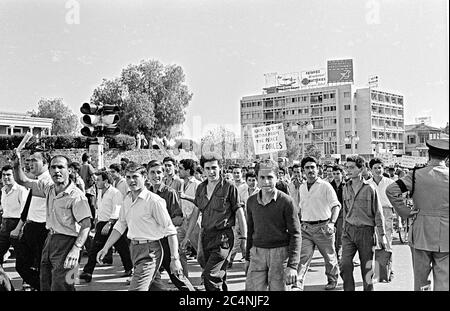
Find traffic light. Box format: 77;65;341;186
80;102;120;137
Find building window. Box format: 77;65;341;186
344;92;351;98
330;106;336;111
344;118;350;124
344;105;351;110
298;109;302;114
304;108;309;113
330;93;335;99
323;94;329;99
354;105;357;111
345;144;351;149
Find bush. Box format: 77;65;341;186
0;134;135;150
106;134;136;150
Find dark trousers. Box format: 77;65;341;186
335;217;343;264
83;221;132;275
14;221;48;290
0;218;20;265
340;223;376;291
40;233;77;291
85;194;96;229
201;228;234;291
149;236;195;291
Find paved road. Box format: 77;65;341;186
3;235;414;291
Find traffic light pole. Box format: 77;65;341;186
89;136;104;169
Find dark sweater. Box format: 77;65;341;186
245;190;301;269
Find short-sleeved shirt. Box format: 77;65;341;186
1;183;29;218
149;184;183;220
194;177;241;232
96;185;123;222
299;178;341;221
113;188;177;240
28;180;92;237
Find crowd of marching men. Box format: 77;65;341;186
0;139;448;291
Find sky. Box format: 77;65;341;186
0;0;448;141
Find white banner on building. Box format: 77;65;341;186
251;123;287;155
301;69;327;87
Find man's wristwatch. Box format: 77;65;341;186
74;242;83;249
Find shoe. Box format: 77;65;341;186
122;269;133;277
79;272;92;283
325;281;337;290
22;282;37;291
290;286;304;291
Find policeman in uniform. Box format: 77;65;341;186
386;139;449;291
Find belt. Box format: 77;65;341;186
26;220;45;225
301;219;329;225
130;239;156;245
48;228;59;235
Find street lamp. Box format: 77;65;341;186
344;134;360;154
292;121;314;159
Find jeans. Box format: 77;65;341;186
340;223;376;291
0;218;20;265
296;221;339;289
14;221;48;290
201;228;234;291
410;247;449;291
40;233;77;291
129;240;163;291
82;221;132;275
245;246;288;291
149;236;195;291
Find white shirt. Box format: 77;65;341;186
96;185;123;222
113;177;129;199
367;176;394;208
180;176;201;219
287;180;302;210
113;188;177;241
28;170;53;223
238;183;260;207
299;178;341;221
1;183;29;218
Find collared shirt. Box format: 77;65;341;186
113;177;129;198
246;190;301;269
367;176;394;208
27;170;53;223
342;178;386;237
80;163;95;189
113;188;177;240
386;162;449;252
299;178;341;221
194;177;241;232
330;179;346;218
29;180;92;237
238;184;260;208
180;176;201;219
96;185;123;222
287;179;302;211
163;175;183;193
149;183;183;220
1;183;29;218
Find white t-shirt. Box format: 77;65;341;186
299;178;341;221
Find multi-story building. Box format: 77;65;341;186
0;111;53;136
240;84;405;159
405;122;448;157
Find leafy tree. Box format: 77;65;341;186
304;143;322;160
284;133;300;162
90;59;193;139
29;98;79;135
200;126;237;159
